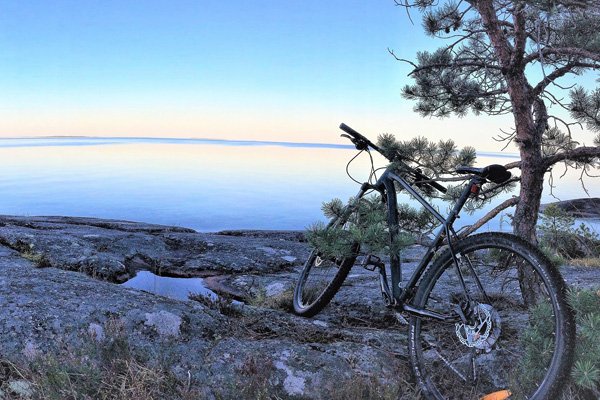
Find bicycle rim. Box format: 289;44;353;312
409;234;573;400
293;246;358;315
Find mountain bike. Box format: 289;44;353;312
293;123;575;400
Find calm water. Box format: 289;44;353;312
0;137;597;232
120;270;217;301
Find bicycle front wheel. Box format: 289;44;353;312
293;212;360;317
408;233;575;400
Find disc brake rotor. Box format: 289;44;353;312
455;303;502;351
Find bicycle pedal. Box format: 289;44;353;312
361;254;384;271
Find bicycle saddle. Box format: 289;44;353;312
455;164;511;184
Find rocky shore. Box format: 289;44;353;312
540;197;600;219
0;215;597;399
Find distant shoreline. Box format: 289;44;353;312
0;135;520;157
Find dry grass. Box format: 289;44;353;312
0;319;197;400
188;293;242;317
248;286;294;312
19;250;50;268
569;257;600;268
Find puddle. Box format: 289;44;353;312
121;271;218;301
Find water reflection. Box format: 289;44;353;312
0;137;596;233
121;270;217;301
0;138;379;231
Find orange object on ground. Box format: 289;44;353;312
480;390;511;400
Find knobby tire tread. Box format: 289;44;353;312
408;232;575;400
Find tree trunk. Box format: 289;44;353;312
472;0;551;303
513;150;544;244
475;0;547;245
512;98;548;244
511;96;548;305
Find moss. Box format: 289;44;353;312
19;250;51;268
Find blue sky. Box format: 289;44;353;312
0;1;554;149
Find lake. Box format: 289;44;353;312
0;137;597;233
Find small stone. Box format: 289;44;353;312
8;380;34;398
312;320;328;328
281;256;297;263
22;341;39;361
144;311;182;337
258;246;278;255
265;282;286;297
88;323;105;342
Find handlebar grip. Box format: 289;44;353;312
340;122;447;194
339;123;366;141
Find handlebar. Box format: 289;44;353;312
339;122;447;194
339;123;381;153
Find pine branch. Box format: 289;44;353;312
570;87;600;131
532;64;579;96
524;47;600;65
458;197;519;238
407;60;504;76
542;146;600;170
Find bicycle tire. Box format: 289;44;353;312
408;232;575;400
293;249;357;317
293;213;360;317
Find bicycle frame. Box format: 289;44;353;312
352;165;486;322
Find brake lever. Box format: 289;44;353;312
341;134;368;151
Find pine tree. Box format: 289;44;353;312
391;0;600;246
519;289;600;398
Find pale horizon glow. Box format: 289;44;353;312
0;1;596;152
0;1;509;151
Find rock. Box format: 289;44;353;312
7;380;34;399
0;220;417;398
0;243;220;375
541;197;600;218
88;322;105;341
0;215;597;398
144;310;182;337
0;215;310;283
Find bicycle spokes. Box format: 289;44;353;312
413;245;560;399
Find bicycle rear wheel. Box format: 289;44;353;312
293;212;360;317
408;233;574;399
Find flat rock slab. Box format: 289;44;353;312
0;215;310;283
0;215;598;398
0;244;217;374
0;243;415;399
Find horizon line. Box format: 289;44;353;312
0;135;520;156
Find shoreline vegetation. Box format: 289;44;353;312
0;199;597;399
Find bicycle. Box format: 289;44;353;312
293;123;575;400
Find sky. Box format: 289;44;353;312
0;0;591;151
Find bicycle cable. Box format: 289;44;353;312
367;149;377;184
345;148;380;193
345;150;365;185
